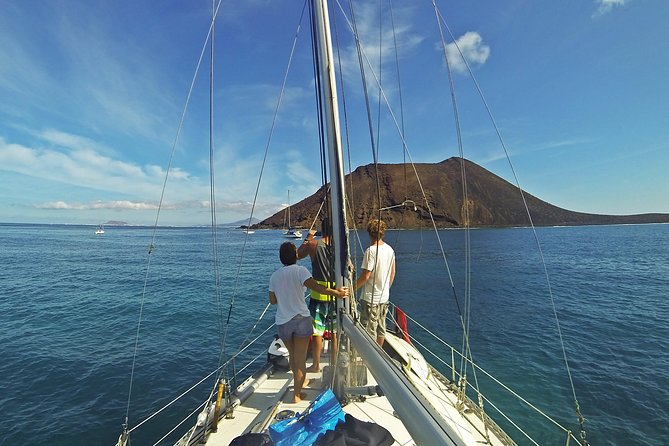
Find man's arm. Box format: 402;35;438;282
353;269;372;291
304;278;349;298
269;291;277;305
297;229;317;259
390;258;396;287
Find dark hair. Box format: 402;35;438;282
279;241;297;265
320;218;331;237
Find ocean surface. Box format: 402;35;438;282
0;223;667;446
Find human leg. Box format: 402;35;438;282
292;334;310;402
282;337;296;376
307;335;322;372
360;300;376;338
307;300;327;372
278;315;314;402
375;303;389;346
290;315;314;402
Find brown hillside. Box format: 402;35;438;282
254;158;669;229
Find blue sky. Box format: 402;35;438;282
0;0;667;226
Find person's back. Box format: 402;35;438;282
269;263;311;325
360;241;395;305
354;219;395;346
312;238;334;283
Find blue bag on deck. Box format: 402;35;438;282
268;389;345;446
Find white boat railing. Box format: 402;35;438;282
123;321;276;442
389;303;580;446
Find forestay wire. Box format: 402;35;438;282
207;0;226;397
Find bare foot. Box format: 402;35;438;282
306;365;320;373
303;378;311;388
293;391;307;403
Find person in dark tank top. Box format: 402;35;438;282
297;218;336;372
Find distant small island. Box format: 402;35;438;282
226;217;261;228
101;220;129;226
252;158;669;229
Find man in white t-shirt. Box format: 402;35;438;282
353;219;395;346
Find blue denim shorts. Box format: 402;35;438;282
277;314;313;342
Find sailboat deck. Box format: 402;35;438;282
204;362;329;445
202;353;512;446
204;358;415;446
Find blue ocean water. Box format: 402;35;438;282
0;223;667;445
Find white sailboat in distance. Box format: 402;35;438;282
283;189;303;239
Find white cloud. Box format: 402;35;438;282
0;128;316;224
444;32;490;74
478;137;595;164
593;0;628;16
32;198;283;218
0;132;200;202
35;200;160;210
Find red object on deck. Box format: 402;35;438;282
394;306;411;344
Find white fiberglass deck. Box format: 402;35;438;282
201;351;511;446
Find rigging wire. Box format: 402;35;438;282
388;0;409;214
333;0;463;308
386;0;415;252
120;0;225;435
433;4;588;443
207;0;228;407
334;0;467;352
345;0;382;216
430;0;479;405
334;0;487;421
234;302;272;354
390;301;580;443
127;320;275;435
345;0;389;312
124;2;314;440
220;0;310;389
308;0;331;214
331;0;364;264
375;0;383;173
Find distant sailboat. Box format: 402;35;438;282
95;225;105;235
282;189;302;239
